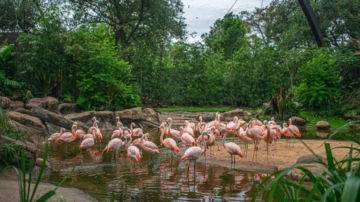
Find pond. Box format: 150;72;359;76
39;129;268;202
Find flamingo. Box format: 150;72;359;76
111;121;124;139
73;122;85;140
195;116;203;132
236;127;253;157
48;128;65;141
216;113;226;132
237;119;248;130
262;124;277;163
221;129;244;168
184;120;195;137
87;117;97;133
245;126;264;162
101;137;126;159
166;118;182;141
180;131;210;175
226;116;239;133
88;120;103;141
132;132;149;147
124;128;141;166
55;123;78;151
79;128;96;151
179;126;197;148
130;122;143;136
137;132;162;156
206;112;220;128
268;117;276;125
159;125;180;163
282;118;301;147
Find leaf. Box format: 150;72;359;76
341;176;360;202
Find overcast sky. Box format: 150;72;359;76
181;0;272;43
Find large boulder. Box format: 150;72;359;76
316;121;331;129
0;96;11;108
58;103;77;114
316;130;330;137
115;107;143;124
142;108;159;123
26;97;59;113
200;112;217;122
7;111;48;144
291;116;307;126
297;154;327;164
243;111;252;116
343;113;352;120
9;100;24;110
222;109;244;121
65;111;115;130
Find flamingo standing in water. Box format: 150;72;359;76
79;128;96;152
179;126;197;148
159;125;180;163
73;122;85;140
195;116;203;132
184;120;195;137
89;120;103;141
48;128;65;141
180;131;210;175
236;127;253;157
87;117;97;133
111;121;124;139
166;118;182;141
55;123;78;151
102;135;127;159
130;122;143;136
124;128;141;166
246;126;264;162
221;129;244;168
137;132;162;156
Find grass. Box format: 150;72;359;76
156;107;258;113
300;111;348;129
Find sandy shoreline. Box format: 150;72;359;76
188;138;357;178
0;174;97;202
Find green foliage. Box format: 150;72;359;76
67;24;140;110
253;122;360;201
0;43;22;95
300;111;348;129
295;53;343;115
1;141;70;202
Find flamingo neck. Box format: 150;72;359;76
223;131;227;147
202;133;207;153
160;127;165;145
167;121;172;135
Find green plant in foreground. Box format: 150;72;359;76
1;141;70;202
253;121;360;202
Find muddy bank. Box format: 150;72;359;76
0;174;97;202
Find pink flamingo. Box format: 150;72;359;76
282;118;301;147
221;129;244;168
246;126;264;162
101;137;126;159
179;126;197;148
236;127;253;157
55;123;78;151
166;118;182;141
262;124;277;163
111;121;124;139
137;132;162;156
48;128;65;141
124;128;141;166
184;120;195;137
87;117;97;133
226;116;239;133
130;122;143;136
216;113;226;132
131;132;149;147
268;117;276;125
79;128;96;151
159;125;180;163
73;122;85;140
206;112;220;128
237;119;248;130
180;131;210;175
195;116;203;132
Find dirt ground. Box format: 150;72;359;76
185;138;358;177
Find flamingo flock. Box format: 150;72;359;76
50;113;301;169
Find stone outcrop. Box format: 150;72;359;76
0;96;11;108
26;97;59;113
316;121;331;129
58;103;77;114
142;108;159;123
1;135;37;161
222;109;244;121
115;107;143;123
316;130;330;137
291;116;307;126
9;100;24;110
65;111;115;131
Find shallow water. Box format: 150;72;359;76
39;129;268;202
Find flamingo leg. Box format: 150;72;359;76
267;143;269;164
234;155;236;168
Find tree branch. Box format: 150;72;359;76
125;0;145;45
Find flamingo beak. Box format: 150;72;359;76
221;134;224;138
296;132;302;137
226;127;231;132
238;151;244;158
137;154;141;162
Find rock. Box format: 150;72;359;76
26;97;59;113
201;112;217;122
244;111;252;116
291;116;306;126
0;96;11;108
222;109;244;121
58;103;77;114
35;158;51;168
65;111;115;130
30;106;88;132
316;130;330;137
142;108;159;123
316;121;331;129
343;113;352;120
9;101;24;110
7;111;48;144
115;107;143;124
296;154;327;164
1;136;37;161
